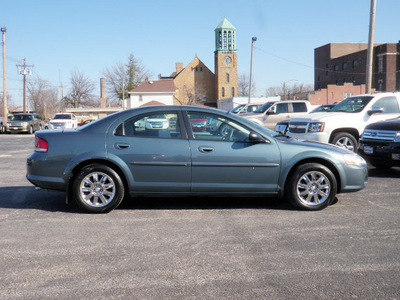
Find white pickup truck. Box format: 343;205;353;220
287;92;400;151
241;100;316;130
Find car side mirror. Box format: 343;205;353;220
267;111;275;115
249;131;266;143
368;107;384;116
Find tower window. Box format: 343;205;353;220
222;87;225;97
228;31;232;49
223;31;227;49
226;73;229;83
232;87;235;96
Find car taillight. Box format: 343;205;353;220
35;136;48;153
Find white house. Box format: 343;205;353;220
125;78;176;109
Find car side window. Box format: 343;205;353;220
292;102;307;113
187;112;251;142
275;103;289;114
115;112;181;139
372;97;399;114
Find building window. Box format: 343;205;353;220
139;95;143;102
326;71;329;76
344;92;353;99
222;87;225;97
334;65;339;72
226;73;229;83
378;56;383;73
232;87;235;96
352;59;358;68
223;31;227;49
342;62;348;70
228;31;232;49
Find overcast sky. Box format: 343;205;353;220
1;0;400;107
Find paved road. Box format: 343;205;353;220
0;134;399;299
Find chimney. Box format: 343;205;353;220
100;78;106;108
176;62;183;73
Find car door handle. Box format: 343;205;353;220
115;143;130;150
198;146;214;153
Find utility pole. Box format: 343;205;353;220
16;58;34;113
366;0;376;94
1;27;7;129
248;36;257;104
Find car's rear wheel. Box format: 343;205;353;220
72;164;125;213
331;132;357;152
286;163;337;210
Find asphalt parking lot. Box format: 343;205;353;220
0;134;399;300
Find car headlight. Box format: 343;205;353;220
308;122;324;132
394;132;400;142
343;153;367;166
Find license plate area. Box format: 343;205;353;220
364;146;373;154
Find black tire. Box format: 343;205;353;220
331;132;358;152
285;163;337;211
72;164;125;213
28;126;33;134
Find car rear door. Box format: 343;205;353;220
108;110;191;192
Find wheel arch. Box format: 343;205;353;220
67;159;129;199
284;157;342;194
329;128;360;143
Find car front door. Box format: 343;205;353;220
186;111;281;193
108;110;191;192
262;103;290;129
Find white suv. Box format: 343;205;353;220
287;93;400;151
45;113;78;129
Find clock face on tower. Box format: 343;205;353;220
224;56;232;65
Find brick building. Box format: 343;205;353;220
315;42;400;92
126;18;237;108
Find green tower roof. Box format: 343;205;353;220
215;17;236;31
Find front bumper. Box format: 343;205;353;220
358;141;400;167
287;132;330;143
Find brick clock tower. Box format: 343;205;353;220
214;18;237;100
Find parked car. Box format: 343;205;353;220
287;93;400;151
230;103;263;114
241;100;315;130
5;113;43;134
358;116;400;168
275;104;337;134
189;117;207;131
27;106;368;213
78;119;94;127
44;113;78;129
0;115;12;133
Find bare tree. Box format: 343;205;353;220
102;54;151;102
237;73;256;96
66;70;96;108
27;76;60;120
265;82;313;100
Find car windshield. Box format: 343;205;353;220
329;96;373;113
53;114;71;119
254;102;275;113
11;115;32;121
310;104;335;113
230;105;245;113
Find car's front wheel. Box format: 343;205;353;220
332;132;357;152
72;164;125;213
286;163;337;210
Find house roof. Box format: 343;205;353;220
129;79;176;94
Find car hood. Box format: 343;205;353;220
241;113;264;119
365;117;400;130
276;135;351;154
289;112;356;123
49;119;71;123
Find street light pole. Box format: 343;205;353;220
248;36;257;104
366;0;376;94
1;27;7;130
